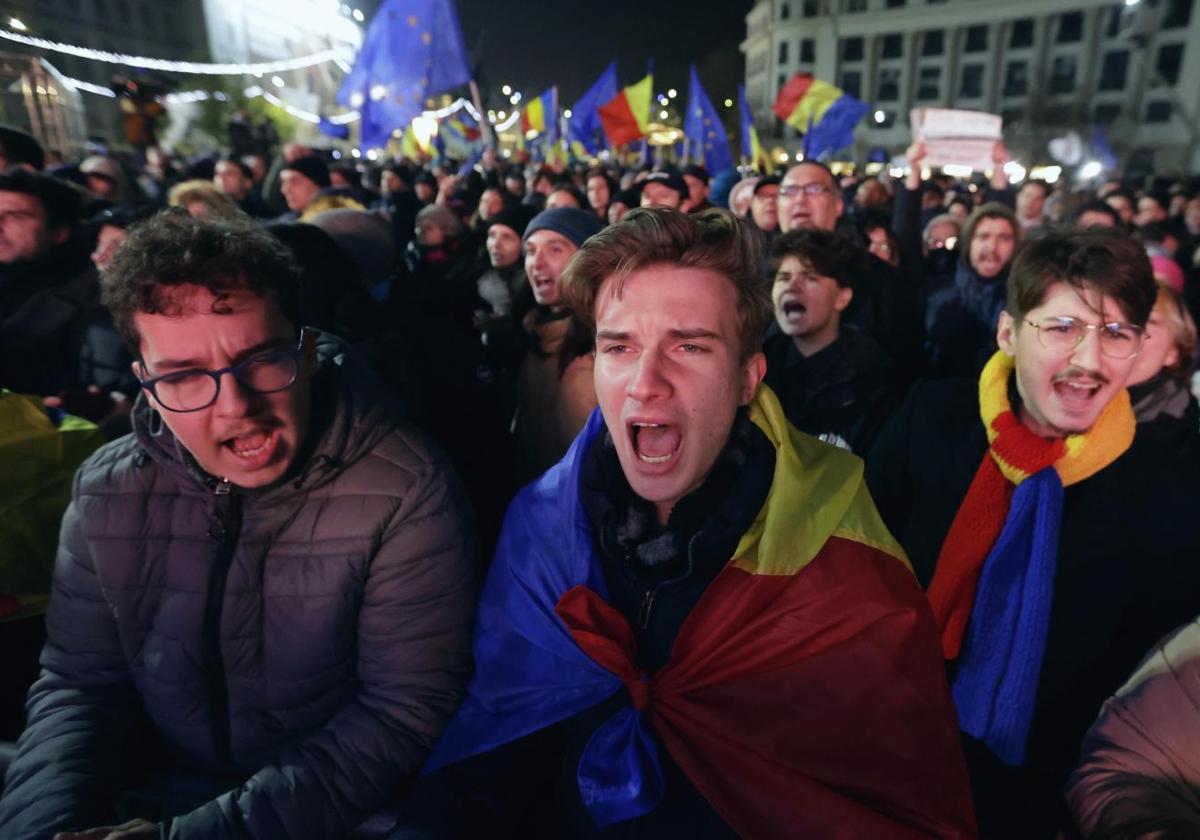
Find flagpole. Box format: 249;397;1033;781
469;79;494;149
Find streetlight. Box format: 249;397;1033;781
501;84;512;96
1080;160;1103;179
8;18;26;31
667;88;677;98
724;98;733;108
564;109;573;118
271;76;284;88
874;109;885;123
352;8;364;20
659;109;668;119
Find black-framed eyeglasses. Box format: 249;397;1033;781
137;332;308;413
779;182;834;198
1024;316;1145;360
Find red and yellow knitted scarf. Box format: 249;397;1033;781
927;351;1136;659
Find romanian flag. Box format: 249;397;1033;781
520;87;557;137
398;122;432;160
424;388;978;837
598;73;653;147
772;72;868;158
738;84;768;171
0;392;105;621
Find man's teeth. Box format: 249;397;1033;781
632;422;676;464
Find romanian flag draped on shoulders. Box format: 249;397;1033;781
598;72;654;147
424;387;977;838
772;72;868;159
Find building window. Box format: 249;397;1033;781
779;41;789;64
1146;101;1172;122
960;64;984;98
801;39;815;63
965;25;988;53
779;74;788;94
1004;61;1028;96
881;34;903;58
1057;11;1084;43
1094;103;1122;124
1010;18;1034;49
842;36;865;62
877;68;901;101
842;70;862;98
1098;50;1129;91
1164;0;1193;29
922;30;945;56
1050;55;1077;94
847;0;867;11
1157;43;1185;84
781;1;791;19
803;0;819;16
885;0;906;7
1105;6;1122;38
1001;107;1024;126
917;66;941;100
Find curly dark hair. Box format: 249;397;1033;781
101;208;302;352
770;228;859;289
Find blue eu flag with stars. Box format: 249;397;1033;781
683;65;733;175
337;0;472;149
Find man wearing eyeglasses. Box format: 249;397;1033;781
866;228;1200;838
0;212;478;840
778;161;924;382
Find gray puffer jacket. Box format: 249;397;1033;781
0;335;478;839
1067;616;1200;839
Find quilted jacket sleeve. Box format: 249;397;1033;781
1067;618;1200;839
0;474;146;839
165;446;479;840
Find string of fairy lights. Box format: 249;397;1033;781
0;22;525;135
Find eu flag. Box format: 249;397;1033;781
683;65;733;175
568;62;619;155
338;0;472;149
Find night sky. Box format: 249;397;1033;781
454;0;752;112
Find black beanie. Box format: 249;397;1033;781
281;155;331;189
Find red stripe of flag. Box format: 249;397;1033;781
598;92;642;147
772;72;816;122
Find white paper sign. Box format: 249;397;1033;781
911;107;1003;171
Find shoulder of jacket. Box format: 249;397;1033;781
73;433;153;495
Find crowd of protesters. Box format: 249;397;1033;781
1;115;1200;839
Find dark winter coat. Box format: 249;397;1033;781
762;325;901;454
0;336;479;840
924;262;1008;380
865;377;1200;838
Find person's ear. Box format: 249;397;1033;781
740;352;767;405
997;311;1018;356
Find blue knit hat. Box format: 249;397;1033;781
522;207;604;249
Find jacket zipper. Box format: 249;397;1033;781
637;588;657;630
204;478;241;766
